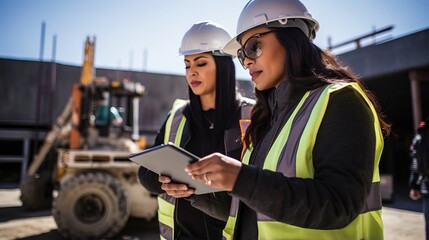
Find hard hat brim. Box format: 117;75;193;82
222;17;319;57
222;38;242;57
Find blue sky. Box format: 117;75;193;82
0;0;428;80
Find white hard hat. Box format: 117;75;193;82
179;21;232;56
223;0;319;56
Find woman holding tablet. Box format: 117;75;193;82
138;21;253;240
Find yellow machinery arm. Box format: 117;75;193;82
80;36;96;86
70;36;96;149
27;97;73;175
24;36;96;175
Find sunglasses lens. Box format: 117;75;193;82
243;37;259;60
237;32;268;69
237;49;245;66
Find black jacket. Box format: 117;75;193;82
409;128;429;195
231;82;376;239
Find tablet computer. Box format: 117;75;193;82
129;142;221;195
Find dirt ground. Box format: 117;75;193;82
0;187;159;240
0;187;424;240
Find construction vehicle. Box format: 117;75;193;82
19;36;158;239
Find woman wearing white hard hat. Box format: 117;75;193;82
138;21;254;240
186;0;391;239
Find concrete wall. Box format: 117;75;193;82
336;29;429;132
338;29;429;79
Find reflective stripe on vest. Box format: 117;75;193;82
159;98;253;240
164;99;188;144
223;83;384;240
158;99;188;240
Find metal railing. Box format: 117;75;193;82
327;25;394;51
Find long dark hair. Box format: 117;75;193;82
188;55;239;140
244;27;391;147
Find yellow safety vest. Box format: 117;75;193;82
158;98;254;240
223;83;384;240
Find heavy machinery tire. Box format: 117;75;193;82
20;171;53;211
53;172;130;239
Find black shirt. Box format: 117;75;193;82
174;109;225;240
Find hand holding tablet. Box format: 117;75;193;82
129;142;222;195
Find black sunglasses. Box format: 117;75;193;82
237;30;278;69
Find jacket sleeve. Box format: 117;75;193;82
186;192;231;221
138;116;169;195
409;134;421;190
231;87;376;229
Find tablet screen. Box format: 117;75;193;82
129;142;221;194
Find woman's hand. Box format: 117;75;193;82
185;152;242;192
159;175;194;198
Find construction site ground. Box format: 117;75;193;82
0;182;424;240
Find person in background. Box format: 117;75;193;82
138;21;253;240
185;0;391;239
409;116;429;240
